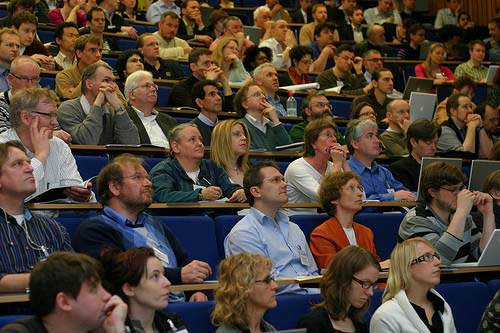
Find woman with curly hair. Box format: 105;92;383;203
210;119;250;186
213;37;251;84
298;246;380;332
114;50;144;92
212;253;278;333
370;238;456;332
101;247;187;333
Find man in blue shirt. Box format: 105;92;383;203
73;154;211;302
0;141;72;294
146;0;180;24
225;161;319;294
345;118;416;201
253;63;287;116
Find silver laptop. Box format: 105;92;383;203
409;92;437;122
403;77;434;100
486;65;499;85
243;25;263;45
417;157;463;201
467;160;500;191
450;229;500;267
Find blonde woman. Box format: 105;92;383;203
370;238;456;333
210;119;250;186
213;37;251;84
212;253;278;333
415;43;455;85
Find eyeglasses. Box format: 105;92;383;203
300;58;313;65
439;184;465;194
263;176;285;184
352;276;378;290
31;111;57;119
345;184;364;193
134;82;158;91
248;91;265;98
120;174;151;182
11;73;40;83
411;252;440;265
366;58;383;63
311;102;330;109
255;275;275;284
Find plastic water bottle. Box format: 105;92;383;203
286;91;297;117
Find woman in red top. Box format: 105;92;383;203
311;171;390;269
414;42;455;84
287;45;313;85
48;0;87;28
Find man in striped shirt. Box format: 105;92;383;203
0;140;72;293
398;162;495;266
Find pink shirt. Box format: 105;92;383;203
48;8;87;28
414;63;456;81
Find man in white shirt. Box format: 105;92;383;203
259;20;295;69
364;0;402;25
53;22;79;70
153;11;191;60
0;87;93;203
435;0;461;29
125;70;177;148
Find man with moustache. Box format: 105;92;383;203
346;118;415;201
299;3;328;46
73;154;212;302
0;141;73;294
0;88;93;203
225;161;319;295
399;162;495;266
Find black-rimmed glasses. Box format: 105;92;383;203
352;276;377;289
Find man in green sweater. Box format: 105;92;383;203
234;82;292;151
379;99;410;156
289;91;345;144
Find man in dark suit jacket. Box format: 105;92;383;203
329;0;356;26
338;7;367;42
290;0;313;24
125;70;177;148
177;0;212;47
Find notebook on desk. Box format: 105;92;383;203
467;160;500;191
486;65;499;85
403;77;434;100
450;229;500;267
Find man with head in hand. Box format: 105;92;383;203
0;87;93;203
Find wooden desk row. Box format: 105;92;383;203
26;200;417;211
2;265;498;304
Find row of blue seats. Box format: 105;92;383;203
2;280;498;332
56;212;405;280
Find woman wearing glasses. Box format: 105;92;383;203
310;171;390;269
212;252;278;333
298;246;380;332
213;37;251;84
287;46;314;85
285;117;349;215
370;238;456;332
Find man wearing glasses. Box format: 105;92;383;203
0;56;72;142
57;62;139;145
124;70;177;148
0;87;93;203
398;162;495;266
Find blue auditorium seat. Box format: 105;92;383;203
102;57;117;68
289;214;328;243
354;212;404;260
38;30;54;44
156;216;219;279
214;215;243;260
56;217;85;241
0;315;32;329
117;38;137;51
40;76;55;90
157;85;172;107
276;161;290;174
179;63;190;77
75;155;109;181
264;294;322;330
144;157;166;172
435;282;491;333
330;99;352;119
487;279;500;296
166;301;215;333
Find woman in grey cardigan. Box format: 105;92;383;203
370;238;456;333
212;253;278;333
